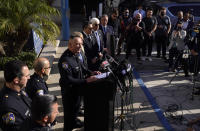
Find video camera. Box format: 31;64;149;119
101;54;133;92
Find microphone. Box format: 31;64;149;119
101;60;110;68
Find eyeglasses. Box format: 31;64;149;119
94;24;99;26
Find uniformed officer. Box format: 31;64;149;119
26;57;50;100
0;60;31;131
29;94;59;131
58;32;116;131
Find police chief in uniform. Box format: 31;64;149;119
26;57;50;100
58;32;116;131
0;60;31;131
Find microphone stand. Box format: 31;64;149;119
104;54;135;131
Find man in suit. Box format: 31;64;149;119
99;14;115;56
88;18;104;71
82;21;101;71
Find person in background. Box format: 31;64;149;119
0;60;31;131
117;8;132;55
108;8;120;37
126;13;145;61
142;8;157;61
168;21;188;77
174;11;183;29
26;57;50;100
182;12;194;32
155;7;171;60
99;14;115;56
89;18;104;71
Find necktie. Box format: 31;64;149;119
103;26;106;34
95;32;101;51
78;53;83;63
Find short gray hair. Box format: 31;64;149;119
90;18;100;25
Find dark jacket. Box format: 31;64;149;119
0;86;31;131
58;49;92;89
126;19;145;47
26;73;49;100
99;25;114;48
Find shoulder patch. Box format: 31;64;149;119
62;62;69;70
2;112;15;124
37;90;44;96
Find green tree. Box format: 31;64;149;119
0;0;60;56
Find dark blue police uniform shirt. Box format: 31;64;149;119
0;85;31;131
26;73;49;100
30;120;52;131
58;49;91;87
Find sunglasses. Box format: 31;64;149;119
94;24;99;26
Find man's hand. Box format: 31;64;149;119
135;25;142;31
91;71;101;75
147;32;152;37
103;48;108;53
99;52;103;59
86;76;98;83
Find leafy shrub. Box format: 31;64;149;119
0;51;37;70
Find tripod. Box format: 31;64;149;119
169;50;189;84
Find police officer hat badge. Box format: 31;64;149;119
2;112;15;124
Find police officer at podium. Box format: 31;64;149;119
58;32;116;131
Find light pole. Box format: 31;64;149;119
61;0;70;41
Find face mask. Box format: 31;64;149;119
43;73;49;81
161;12;165;16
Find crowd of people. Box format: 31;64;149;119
1;4;200;131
